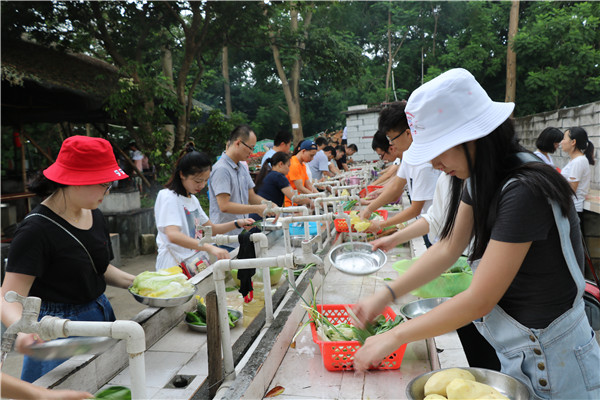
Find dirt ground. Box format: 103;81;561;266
2;253;157;380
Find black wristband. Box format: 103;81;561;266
234;220;240;229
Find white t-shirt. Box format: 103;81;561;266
304;162;313;181
396;161;440;215
155;189;209;270
422;172;451;241
393;158;401;166
534;150;554;167
561;155;591;212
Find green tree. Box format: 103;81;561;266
513;1;600;115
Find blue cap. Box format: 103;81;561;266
299;140;317;151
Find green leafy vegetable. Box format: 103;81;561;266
130;270;195;298
95;386;131;400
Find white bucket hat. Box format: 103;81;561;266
402;68;515;166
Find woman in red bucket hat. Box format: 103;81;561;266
1;135;136;383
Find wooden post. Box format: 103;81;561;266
206;290;222;399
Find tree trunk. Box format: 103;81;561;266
505;0;519;113
222;44;232;116
268;4;311;145
385;7;392;102
161;44;176;154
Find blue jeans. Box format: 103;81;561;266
21;294;116;383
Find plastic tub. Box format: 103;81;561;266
392;257;472;298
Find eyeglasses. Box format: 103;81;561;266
239;141;254;151
99;182;113;195
387;128;409;143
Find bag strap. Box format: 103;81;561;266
25;213;98;275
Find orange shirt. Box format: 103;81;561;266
285;155;309;206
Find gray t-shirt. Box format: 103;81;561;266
308;150;329;180
209;153;255;240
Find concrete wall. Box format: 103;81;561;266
514;101;599;190
104;208;156;258
343;101;599;189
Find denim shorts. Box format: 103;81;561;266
21;294;116;383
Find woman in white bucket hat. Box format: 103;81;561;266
352;68;599;399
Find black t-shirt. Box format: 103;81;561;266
463;180;581;328
250;171;291;222
6;205;113;304
257;171;290;207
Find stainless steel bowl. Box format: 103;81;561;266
328;242;387;276
406;367;532;400
185;309;242;333
27;337;118;361
400;297;452;319
129;286;196;308
261;218;282;230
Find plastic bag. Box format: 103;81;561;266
392;256;472;298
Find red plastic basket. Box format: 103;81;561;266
334;209;388;233
359;185;383;198
309;304;407;371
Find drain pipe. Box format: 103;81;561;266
210;254;295;392
2;291;146;399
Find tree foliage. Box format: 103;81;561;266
2;0;599;162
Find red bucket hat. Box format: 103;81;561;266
43;136;129;185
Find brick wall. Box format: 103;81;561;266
343;104;383;163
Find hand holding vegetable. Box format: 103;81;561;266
239;218;255;229
353;328;401;372
349;290;390;330
364;219;382;233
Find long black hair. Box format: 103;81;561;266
567;127;595;165
254;151;291;191
440;118;575;261
165;142;212;196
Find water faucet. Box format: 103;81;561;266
262;200;280;218
2;291;42;355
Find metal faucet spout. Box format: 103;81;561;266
2;291;42;355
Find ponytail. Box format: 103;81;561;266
568;127;595;165
255;151;291;190
584;140;595;166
